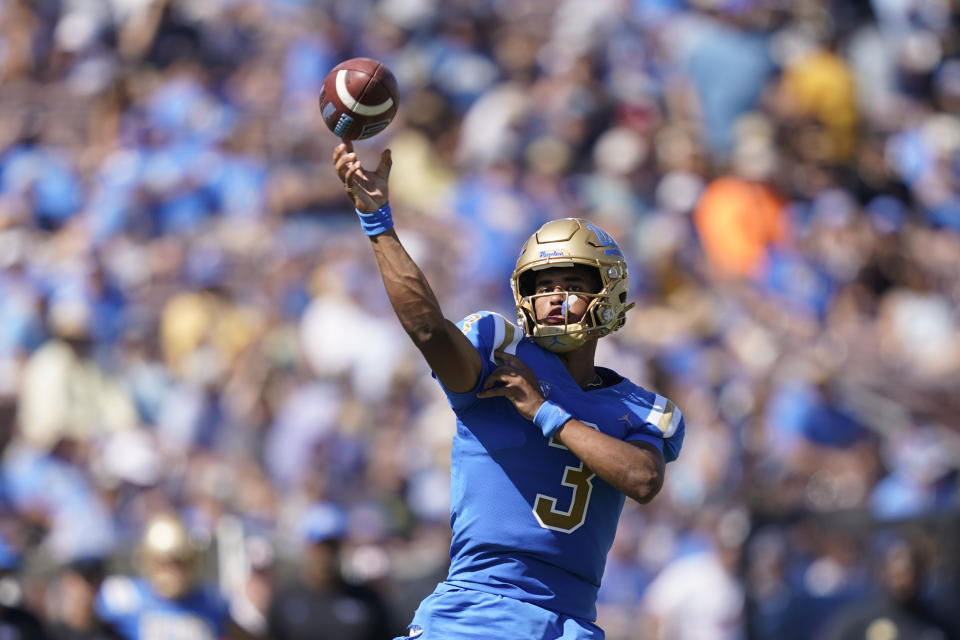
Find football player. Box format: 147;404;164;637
332;142;685;640
95;513;230;640
266;502;391;640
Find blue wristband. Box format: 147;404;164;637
356;202;394;236
532;400;573;439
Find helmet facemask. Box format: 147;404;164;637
516;278;611;353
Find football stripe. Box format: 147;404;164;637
492;312;521;355
336;70;394;116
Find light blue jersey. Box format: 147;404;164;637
433;310;685;623
95;575;228;640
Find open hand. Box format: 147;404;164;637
332;141;391;213
476;352;546;421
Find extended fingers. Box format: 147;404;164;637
344;161;368;186
333;141;354;156
334;151;358;180
332;143;351;168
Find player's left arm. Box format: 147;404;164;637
477;353;666;505
553;421;664;504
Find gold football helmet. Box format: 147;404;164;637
139;512;200;599
511;218;634;352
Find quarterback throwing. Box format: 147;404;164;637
332;142;685;640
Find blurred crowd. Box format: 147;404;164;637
1;0;959;638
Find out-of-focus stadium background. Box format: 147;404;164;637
0;0;958;638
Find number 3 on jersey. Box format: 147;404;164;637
532;422;598;533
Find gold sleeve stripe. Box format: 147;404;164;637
661;401;682;438
492;313;520;355
643;394;667;430
492;315;505;351
644;394;681;437
498;321;516;353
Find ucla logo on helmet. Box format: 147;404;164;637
587;224;616;247
587;224;623;256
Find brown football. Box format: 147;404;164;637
318;57;399;140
